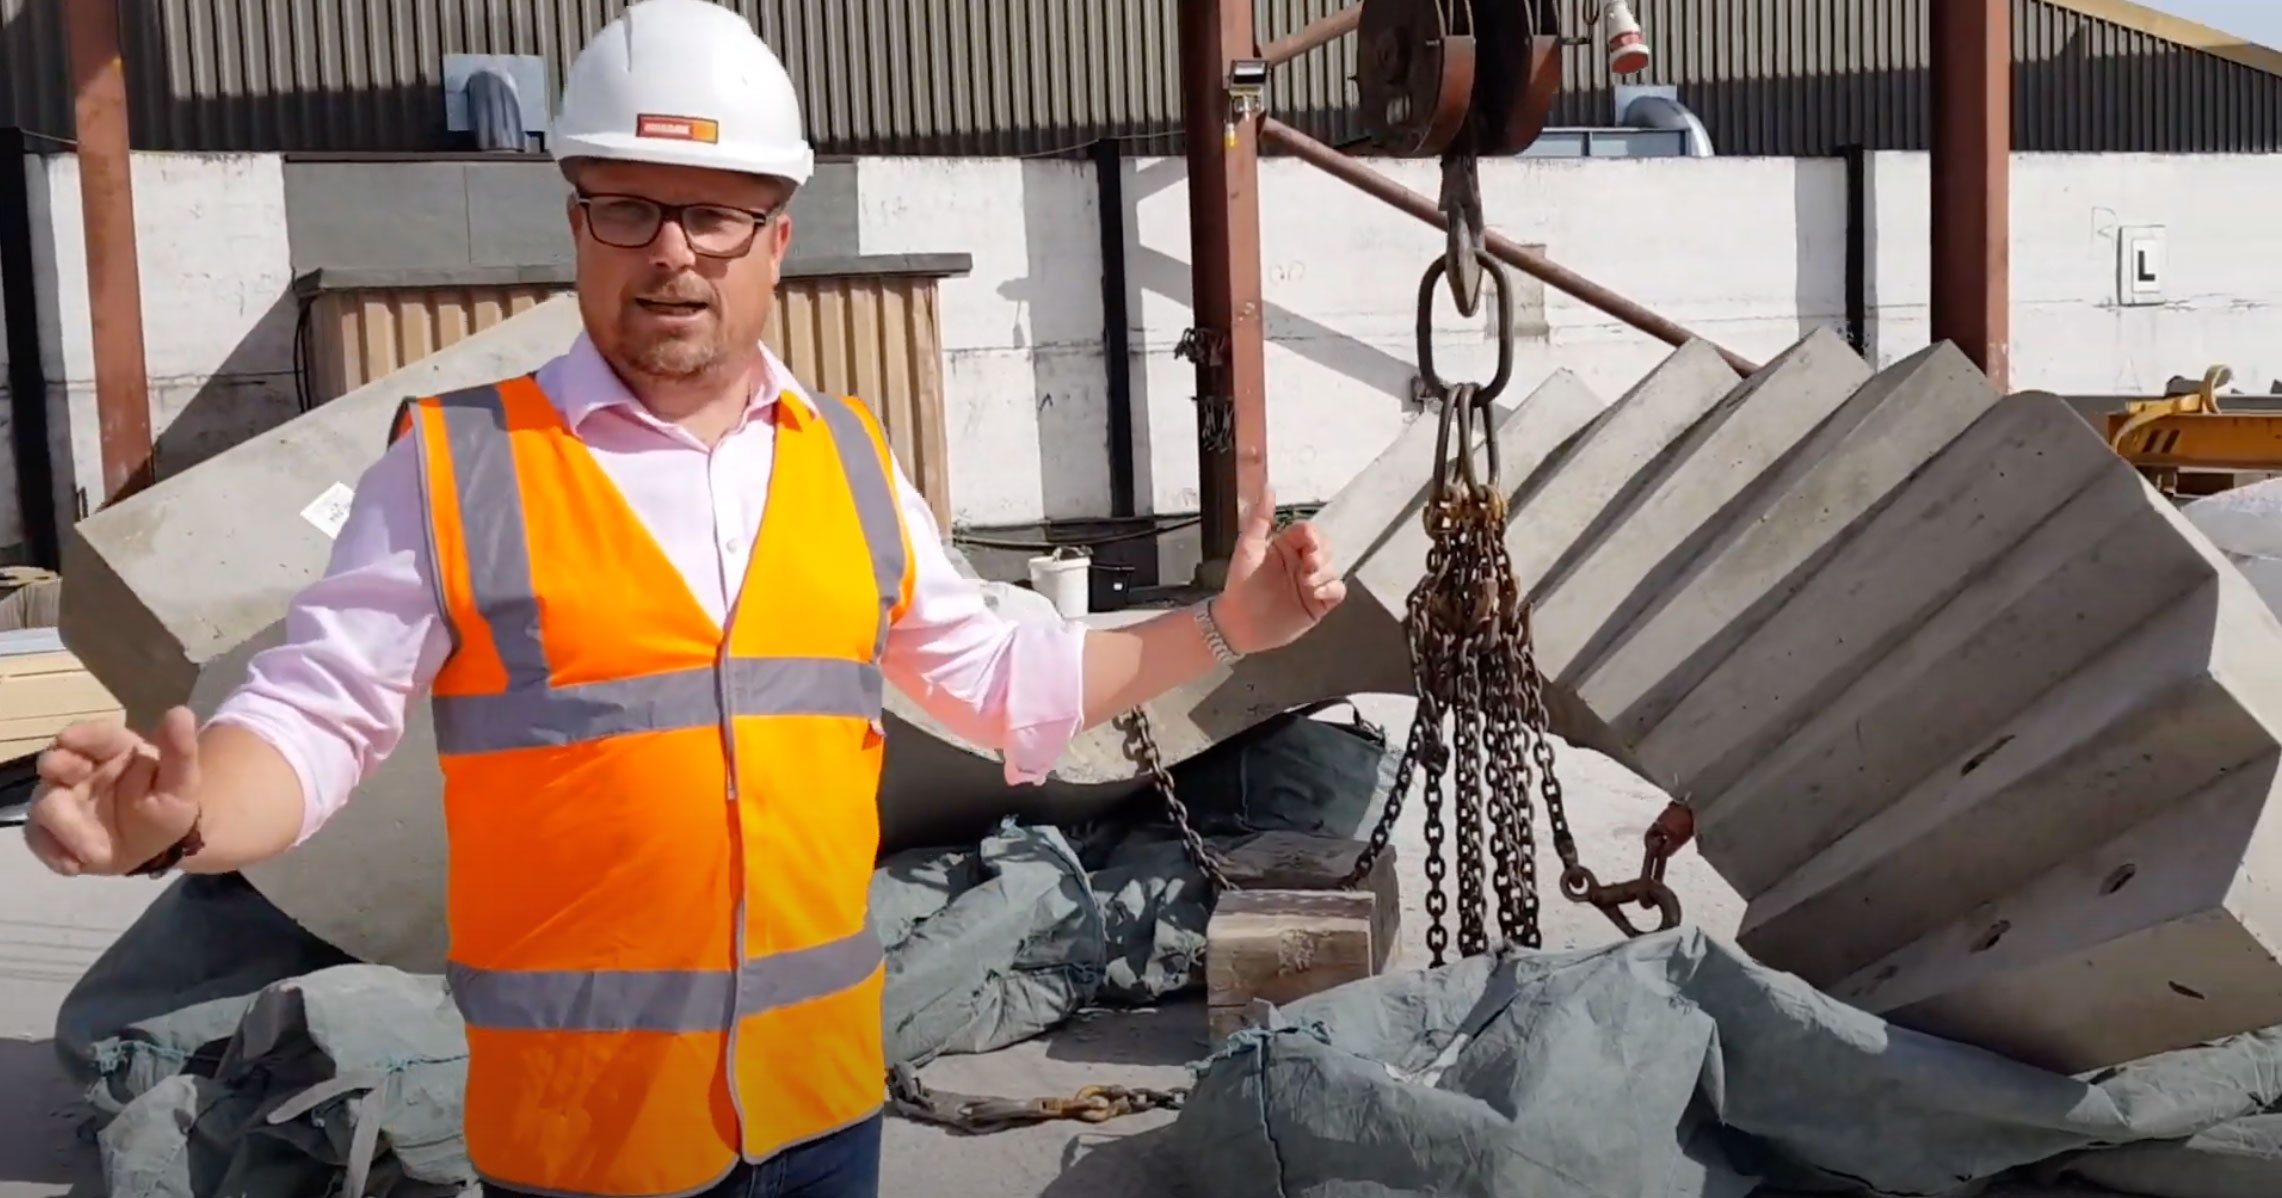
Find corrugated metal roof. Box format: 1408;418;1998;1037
0;0;2274;156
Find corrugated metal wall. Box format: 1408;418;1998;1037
0;0;2274;155
306;272;957;521
1545;0;2282;153
0;0;1357;154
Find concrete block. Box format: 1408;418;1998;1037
1204;831;1398;1044
1205;890;1376;1044
1572;343;1993;754
1528;327;1872;698
2184;478;2282;617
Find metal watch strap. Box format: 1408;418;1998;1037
1194;600;1242;665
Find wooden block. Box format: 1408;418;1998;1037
1204;832;1404;1042
1216;830;1400;972
1206;889;1377;1043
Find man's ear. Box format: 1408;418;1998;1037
771;209;794;260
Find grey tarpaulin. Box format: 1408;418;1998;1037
55;706;1389;1197
1168;927;2282;1198
95;967;471;1198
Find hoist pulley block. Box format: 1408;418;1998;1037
1357;0;1564;157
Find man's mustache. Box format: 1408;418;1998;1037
631;275;716;305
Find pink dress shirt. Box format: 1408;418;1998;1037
210;333;1091;845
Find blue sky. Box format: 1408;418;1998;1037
2142;0;2282;47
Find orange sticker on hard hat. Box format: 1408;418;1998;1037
635;114;720;143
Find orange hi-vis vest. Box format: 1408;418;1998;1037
394;373;914;1197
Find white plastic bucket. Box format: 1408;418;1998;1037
1027;548;1091;618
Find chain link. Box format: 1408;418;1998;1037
1118;708;1237;893
888;1063;1185;1134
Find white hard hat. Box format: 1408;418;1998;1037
553;0;814;185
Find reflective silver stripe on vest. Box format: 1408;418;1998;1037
448;928;886;1033
432;656;884;754
806;395;907;656
438;387;552;688
419;385;906;755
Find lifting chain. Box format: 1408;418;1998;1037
887;1063;1183;1134
1118;706;1237;893
1122;153;1694;960
1340;154;1692;962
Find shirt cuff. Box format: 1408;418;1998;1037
993;619;1091;784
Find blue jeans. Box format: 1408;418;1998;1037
480;1113;882;1198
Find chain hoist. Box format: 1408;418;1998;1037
1337;0;1688;963
883;0;1677;1141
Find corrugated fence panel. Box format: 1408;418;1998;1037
766;272;953;524
0;0;2274;154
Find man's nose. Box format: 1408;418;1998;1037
646;216;702;269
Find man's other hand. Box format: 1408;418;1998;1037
24;707;202;877
1213;480;1348;656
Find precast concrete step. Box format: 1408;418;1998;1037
1571;342;1993;757
60;304;2282;1075
1825;751;2282;1072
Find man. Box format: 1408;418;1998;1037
22;2;1344;1197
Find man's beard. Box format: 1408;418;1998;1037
616;278;727;380
619;320;725;379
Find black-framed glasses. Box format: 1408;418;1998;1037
573;192;781;257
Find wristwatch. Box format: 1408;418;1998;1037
128;817;205;878
1194;599;1243;666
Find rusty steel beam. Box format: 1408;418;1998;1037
1929;0;2010;392
1260;2;1362;67
1260;117;1761;376
1181;0;1270;571
64;0;155;504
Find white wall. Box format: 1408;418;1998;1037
857;153;1842;524
28;152;298;527
17;147;2282;556
1867;152;2282;392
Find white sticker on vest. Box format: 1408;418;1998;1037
301;482;355;540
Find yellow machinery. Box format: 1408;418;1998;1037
2103;365;2282;497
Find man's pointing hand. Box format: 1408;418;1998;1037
1210;480;1348;656
24;706;202;877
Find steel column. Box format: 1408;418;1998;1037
64;0;155;504
1180;0;1268;576
1929;0;2010;392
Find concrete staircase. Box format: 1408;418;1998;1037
59;311;2282;1072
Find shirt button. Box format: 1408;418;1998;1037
722;538;743;555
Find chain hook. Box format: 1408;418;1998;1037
1439;154;1487;318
